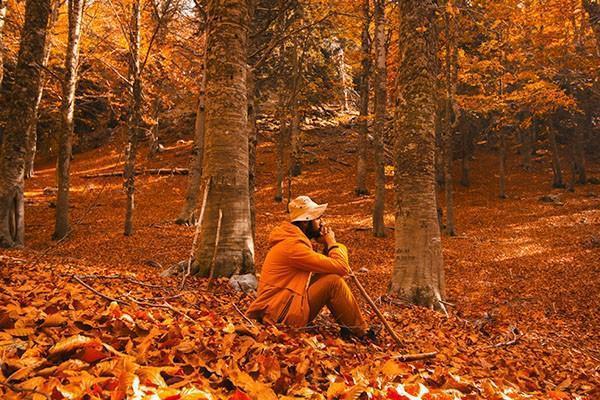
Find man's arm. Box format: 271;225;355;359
287;226;350;276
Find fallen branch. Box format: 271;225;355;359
348;272;404;347
82;168;189;178
72;275;129;306
232;302;255;327
391;351;438;362
74;273;163;289
303;148;351;167
126;296;195;323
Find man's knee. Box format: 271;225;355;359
320;274;345;289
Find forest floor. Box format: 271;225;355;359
1;124;599;399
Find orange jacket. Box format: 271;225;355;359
246;221;350;327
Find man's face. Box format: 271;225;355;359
305;218;322;239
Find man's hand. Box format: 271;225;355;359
320;225;336;248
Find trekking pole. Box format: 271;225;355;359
348;271;404;347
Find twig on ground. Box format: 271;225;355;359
0;381;50;400
492;327;521;348
126;296;195;323
439;299;456;307
348;272;404;347
391;351;438;362
232;302;255;327
72;275;129;305
74;273;164;289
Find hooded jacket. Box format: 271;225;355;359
246;221;350;326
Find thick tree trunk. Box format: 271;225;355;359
176;75;206;225
123;0;141;236
443;11;456;236
192;0;254;278
54;0;85;240
548;126;565;188
24;2;58;179
355;0;370;196
0;0;7;87
0;0;51;248
372;0;386;238
583;0;600;53
389;0;445;308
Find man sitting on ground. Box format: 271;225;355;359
247;195;375;340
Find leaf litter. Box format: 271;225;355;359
1;131;599;399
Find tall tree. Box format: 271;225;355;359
0;0;7;87
177;45;207;226
583;0;600;52
372;0;386;238
24;1;59;179
443;5;457;236
123;0;142;236
389;0;445;308
0;0;51;247
355;0;370;196
192;0;254;277
54;0;86;240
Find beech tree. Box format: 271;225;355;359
0;0;51;247
354;0;370;196
372;0;386;238
389;0;445;308
54;0;86;239
24;1;59;179
192;0;254;277
0;0;7;87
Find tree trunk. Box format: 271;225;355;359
583;0;600;54
289;43;302;177
573;127;586;184
123;0;141;236
247;68;257;238
499;132;507;199
177;75;206;225
389;0;445;308
548;126;565;188
0;0;51;248
192;0;254;278
372;0;386;238
53;0;85;240
355;0;370;196
0;0;7;87
460;125;470;187
521;126;533;172
443;10;456;236
24;1;59;179
274;112;288;203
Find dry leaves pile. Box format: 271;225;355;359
2;129;599;399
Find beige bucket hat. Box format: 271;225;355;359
288;195;328;222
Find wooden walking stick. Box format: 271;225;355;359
348;271;404;347
348;270;438;360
